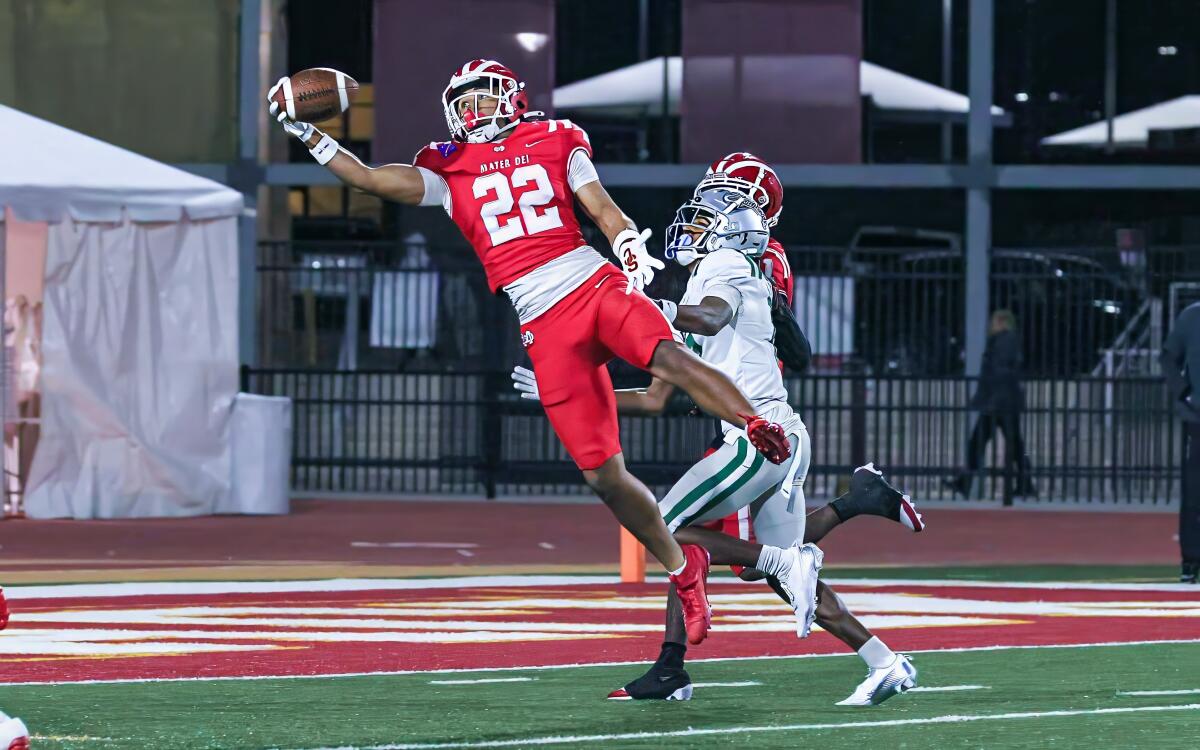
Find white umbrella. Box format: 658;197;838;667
552;57;1005;117
1040;96;1200;147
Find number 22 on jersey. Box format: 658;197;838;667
472;164;564;246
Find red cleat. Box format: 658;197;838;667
0;587;8;630
742;414;791;465
669;544;712;645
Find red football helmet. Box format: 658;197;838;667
442;59;530;143
698;152;784;227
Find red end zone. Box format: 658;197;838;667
2;577;1199;684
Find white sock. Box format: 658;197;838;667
754;545;789;577
669;559;687;577
858;636;896;670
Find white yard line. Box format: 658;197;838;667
4;638;1197;688
293;703;1200;750
819;578;1199;593
692;681;761;688
1117;688;1200;696
428;677;534;685
6;575;1197;600
2;576;621;600
908;685;989;693
350;543;480;549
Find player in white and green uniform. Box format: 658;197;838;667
657;241;809;538
638;187;919;704
513;187;922;704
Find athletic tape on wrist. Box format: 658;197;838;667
657;299;678;323
310;134;339;165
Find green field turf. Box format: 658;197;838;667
6;641;1199;749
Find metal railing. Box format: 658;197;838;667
243;369;1182;506
256;240;1200;377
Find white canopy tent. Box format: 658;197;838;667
552;57;1006;118
1040;96;1200;148
0;104;246;519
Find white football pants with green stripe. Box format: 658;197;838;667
659;428;811;548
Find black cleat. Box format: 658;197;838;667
1182;562;1199;584
849;463;925;532
607;664;693;701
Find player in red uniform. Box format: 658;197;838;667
267;60;795;642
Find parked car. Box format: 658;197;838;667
844;228;1136;376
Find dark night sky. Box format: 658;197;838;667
284;1;1200;244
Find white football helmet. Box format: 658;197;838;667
666;187;770;266
442;59;529;143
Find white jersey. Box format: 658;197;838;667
677;248;804;437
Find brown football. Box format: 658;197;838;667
272;67;359;123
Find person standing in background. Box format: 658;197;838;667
1162;301;1200;584
946;309;1036;502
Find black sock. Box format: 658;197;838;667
657;642;687;669
828;492;855;522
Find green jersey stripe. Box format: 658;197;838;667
662;438;748;525
679;444;767;526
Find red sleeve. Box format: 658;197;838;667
761;240;793;302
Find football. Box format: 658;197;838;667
272;67;358;123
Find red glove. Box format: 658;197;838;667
741;414;791;465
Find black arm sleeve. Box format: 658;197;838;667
771;292;812;374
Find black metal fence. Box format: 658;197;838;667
256;240;1200;378
243;368;1182;506
249;239;1189;504
256;239;521;371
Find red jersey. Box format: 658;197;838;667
759;238;792;302
414;119;594;292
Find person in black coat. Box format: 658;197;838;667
1162;301;1200;584
946;310;1035;501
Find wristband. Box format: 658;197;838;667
656;299;678;323
310;133;339;165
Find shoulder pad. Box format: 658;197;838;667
413;141;460;169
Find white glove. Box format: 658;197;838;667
267;77;315;141
511;365;540;401
614;228;665;293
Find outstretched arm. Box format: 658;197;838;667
268;79;426;205
297;129;427;204
513;366;676;416
300;130;427;202
614;378;677;416
668;296;734;337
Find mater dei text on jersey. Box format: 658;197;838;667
479;153;531;174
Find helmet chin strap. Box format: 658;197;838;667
464;110;527;143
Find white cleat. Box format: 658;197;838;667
0;714;29;750
777;543;823;638
836;654;918;707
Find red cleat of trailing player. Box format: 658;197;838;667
669;544;712;645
